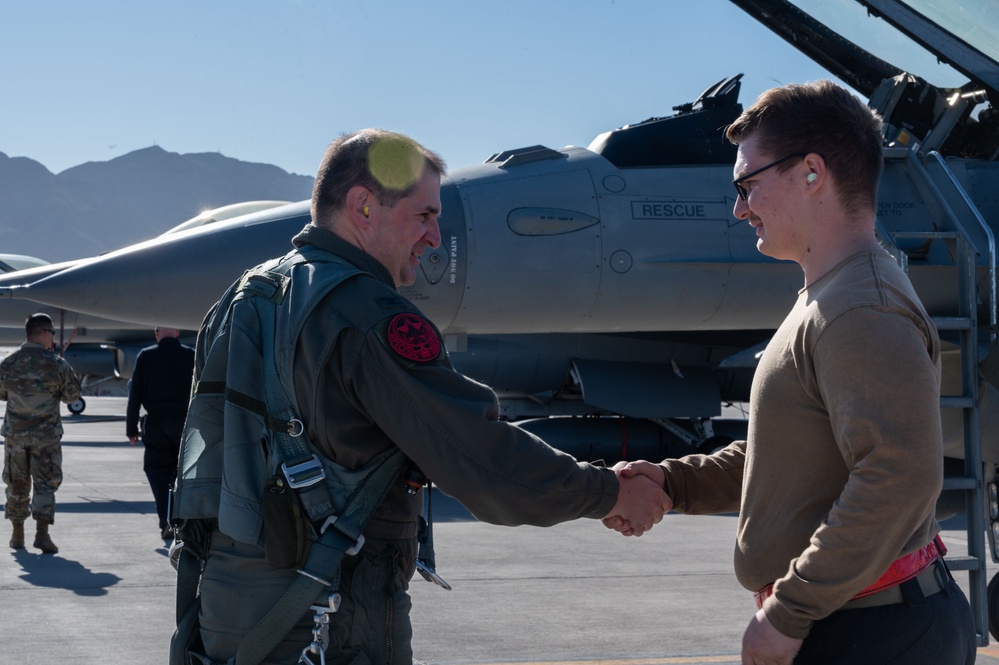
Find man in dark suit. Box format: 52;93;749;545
126;327;195;539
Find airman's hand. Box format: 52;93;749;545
741;609;802;665
603;461;671;535
602;461;671;536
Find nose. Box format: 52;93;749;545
733;196;751;220
425;216;442;249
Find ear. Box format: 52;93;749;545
345;186;374;227
803;153;825;190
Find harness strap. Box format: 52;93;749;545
174;544;202;624
232;250;403;665
234;449;406;665
193;380;225;395
195;379;304;436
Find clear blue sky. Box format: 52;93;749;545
0;0;834;178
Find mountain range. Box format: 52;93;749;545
0;146;315;263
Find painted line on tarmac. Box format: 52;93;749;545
482;658;741;665
470;645;999;665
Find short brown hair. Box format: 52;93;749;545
725;80;884;216
311;129;447;226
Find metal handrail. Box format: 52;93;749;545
923;150;997;341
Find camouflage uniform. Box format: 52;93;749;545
0;343;82;524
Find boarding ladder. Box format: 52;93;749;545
877;146;995;646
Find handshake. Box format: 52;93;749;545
602;461;673;537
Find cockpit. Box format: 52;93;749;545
736;0;999;159
589;0;999;169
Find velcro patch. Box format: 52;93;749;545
386;313;441;363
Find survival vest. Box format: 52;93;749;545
168;244;409;665
172;244;390;543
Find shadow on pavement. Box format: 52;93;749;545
11;549;122;596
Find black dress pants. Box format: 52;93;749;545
141;414;183;529
794;560;976;664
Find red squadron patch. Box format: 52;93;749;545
386;313;441;362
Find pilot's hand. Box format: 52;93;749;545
603;463;671;536
128;435;139;445
617;460;666;486
741;609;802;665
603;461;670;535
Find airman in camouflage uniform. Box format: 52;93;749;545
1;313;82;553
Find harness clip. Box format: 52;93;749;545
320;516;365;556
282;455;326;489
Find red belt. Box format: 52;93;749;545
754;535;946;610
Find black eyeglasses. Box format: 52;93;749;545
41;329;55;334
733;152;808;201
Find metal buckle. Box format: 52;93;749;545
320;516;365;556
287;418;305;437
282;455;326;489
415;559;452;590
168;539;183;572
311;592;341;615
297;568;333;587
298;593;340;665
300;648;324;665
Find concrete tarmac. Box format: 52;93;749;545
1;396;997;664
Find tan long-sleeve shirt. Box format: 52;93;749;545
662;251;942;639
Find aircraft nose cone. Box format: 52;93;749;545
16;204;312;329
